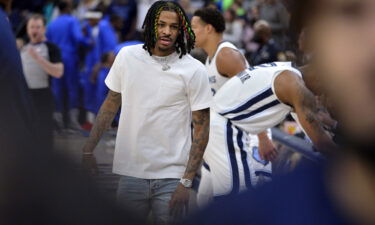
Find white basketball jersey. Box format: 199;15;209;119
213;62;302;135
205;42;249;95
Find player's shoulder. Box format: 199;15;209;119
183;54;206;71
179;54;208;81
216;47;245;66
117;44;143;58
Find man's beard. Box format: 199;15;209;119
158;45;175;52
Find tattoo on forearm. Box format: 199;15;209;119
184;108;210;178
83;91;121;152
299;87;320;123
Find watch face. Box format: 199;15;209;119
180;179;192;188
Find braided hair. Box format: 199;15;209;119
142;1;195;58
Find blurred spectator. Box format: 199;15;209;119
231;0;245;17
20;14;63;149
257;0;289;50
43;0;58;24
81;11;119;129
241;7;259;61
107;0;137;41
74;0;100;21
81;11;102;128
205;1;219;10
46;1;91;131
179;0;194;19
94;52;115;114
217;0;234;11
250;20;280;65
223;8;243;48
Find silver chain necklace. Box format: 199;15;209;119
152;54;176;71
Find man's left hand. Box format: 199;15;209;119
258;135;278;161
169;183;190;220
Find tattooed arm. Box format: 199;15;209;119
82;90;121;154
169;108;210;218
184;108;210;180
274;71;336;153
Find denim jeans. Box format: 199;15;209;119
116;175;179;225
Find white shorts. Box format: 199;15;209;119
197;111;272;206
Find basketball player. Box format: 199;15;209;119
212;62;336;154
191;8;275;204
82;1;212;224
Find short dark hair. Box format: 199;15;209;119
58;1;69;12
193;8;225;33
27;14;46;26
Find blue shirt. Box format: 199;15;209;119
83;19;119;70
98;19;118;54
46;14;89;59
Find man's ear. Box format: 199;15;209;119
206;24;214;34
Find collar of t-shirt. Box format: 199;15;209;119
148;51;179;71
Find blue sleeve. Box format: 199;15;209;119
99;24;118;54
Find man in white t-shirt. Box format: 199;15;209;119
82;1;211;224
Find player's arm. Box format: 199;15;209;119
274;71;336;153
184;108;210;180
217;48;277;160
82;90;121;155
216;47;247;78
170;108;210;217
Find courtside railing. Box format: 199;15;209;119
271;128;324;163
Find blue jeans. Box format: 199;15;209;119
116;175;179;225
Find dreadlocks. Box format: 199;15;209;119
142;1;195;58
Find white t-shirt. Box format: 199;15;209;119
105;44;212;179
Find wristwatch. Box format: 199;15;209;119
179;178;193;188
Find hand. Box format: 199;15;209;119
258;135;278;161
27;46;40;60
82;153;98;175
169;183;190;220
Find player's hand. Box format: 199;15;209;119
82;153;98;175
169;183;190;221
27;46;40;60
258;135;278;161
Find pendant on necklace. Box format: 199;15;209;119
162;64;171;71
